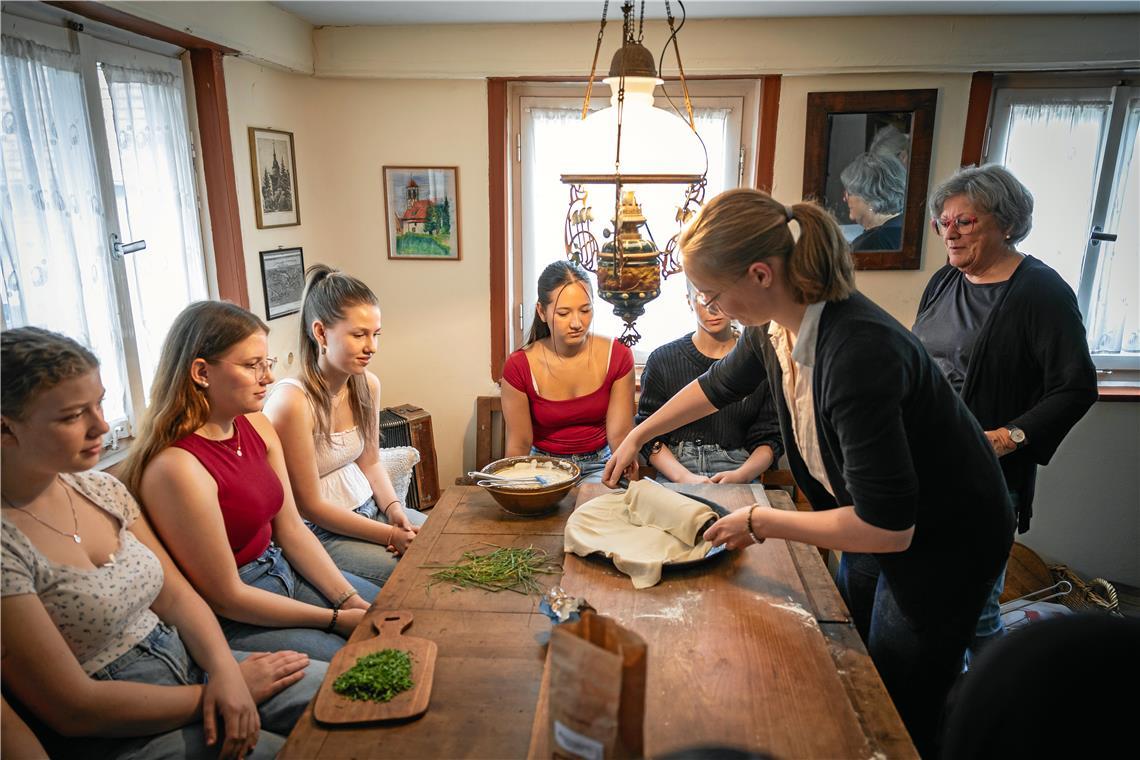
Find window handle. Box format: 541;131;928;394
1089;226;1118;245
110;233;147;259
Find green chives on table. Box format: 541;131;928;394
424;544;561;595
333;649;414;703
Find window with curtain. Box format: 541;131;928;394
0;16;207;444
511;82;756;364
987;77;1139;369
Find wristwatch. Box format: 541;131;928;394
1005;425;1027;449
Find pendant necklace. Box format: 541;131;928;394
224;420;244;457
2;477;82;544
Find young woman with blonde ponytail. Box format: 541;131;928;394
265;265;425;588
122;302;378;662
603;188;1013;756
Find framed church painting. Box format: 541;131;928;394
383;166;461;261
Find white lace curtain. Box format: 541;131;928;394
0;33;128;422
521;106;732;360
100;62;207;403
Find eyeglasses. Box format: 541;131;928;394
931;215;979;235
694;289;726;316
210;357;278;379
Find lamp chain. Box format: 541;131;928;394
582;0;610;119
637;0;646;43
664;0;695;129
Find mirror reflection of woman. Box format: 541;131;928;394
603;189;1013;757
636;278;782;484
840;152;906;252
500;261;634;482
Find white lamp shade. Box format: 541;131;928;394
562;76;706;178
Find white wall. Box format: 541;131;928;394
224;59;499;486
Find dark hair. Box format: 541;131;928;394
1;327;100;419
298;264;379;445
524;260;594;347
121;301;267;495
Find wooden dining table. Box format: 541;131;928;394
282;482;917;759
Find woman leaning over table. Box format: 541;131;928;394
500;260;635;482
120;301;378;663
913;164;1097;652
2;327;323;759
602;188;1014;756
266;265;426;589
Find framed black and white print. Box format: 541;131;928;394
249;127;301;228
259;247;305;320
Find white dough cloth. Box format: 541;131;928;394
564;479;718;588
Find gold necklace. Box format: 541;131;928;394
2;478;82;544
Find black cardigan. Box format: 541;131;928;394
916;255;1097;532
699;292;1014;619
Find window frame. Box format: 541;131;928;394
496;77;766;375
0;11;215;450
984;71;1140;372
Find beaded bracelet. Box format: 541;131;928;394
326;606;340;632
746;506;766;545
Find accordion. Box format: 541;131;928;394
379;404;441;510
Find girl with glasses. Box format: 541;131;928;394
603;188;1014;757
2;326;323;759
265;265;426;590
121;302;379;662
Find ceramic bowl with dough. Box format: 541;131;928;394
478;455;581;516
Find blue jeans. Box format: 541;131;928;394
837;552;994;758
219;543;379;661
308;497;429;587
972;491;1021;650
654;441;753;482
41;622;326;759
532;444;611;483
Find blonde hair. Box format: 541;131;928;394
298;264;378;446
120;301;267;496
679;188;855;304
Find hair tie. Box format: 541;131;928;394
784;205;795;223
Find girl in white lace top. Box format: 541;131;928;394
266;265;426;588
1;327;322;759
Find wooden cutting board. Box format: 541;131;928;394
313;610;438;725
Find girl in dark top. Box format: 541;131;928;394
603;188;1013;756
914;164;1097;649
121;302;377;662
637;278;782;483
501;261;635;481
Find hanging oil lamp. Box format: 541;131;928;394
561;1;707;346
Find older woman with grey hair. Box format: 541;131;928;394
910;164;1096;655
840;152;907;251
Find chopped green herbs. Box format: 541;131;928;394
425;544;561;595
333;649;414;703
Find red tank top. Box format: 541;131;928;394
171;415;283;566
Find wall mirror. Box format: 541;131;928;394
803;89;937;270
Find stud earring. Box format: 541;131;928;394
198;382;209;389
321;345;327;355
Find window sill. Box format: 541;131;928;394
1098;383;1140;402
94;441;132;475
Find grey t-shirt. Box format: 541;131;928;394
2;471;164;674
913;276;1009;393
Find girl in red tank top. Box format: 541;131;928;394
121;301;378;662
500;261;635;481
